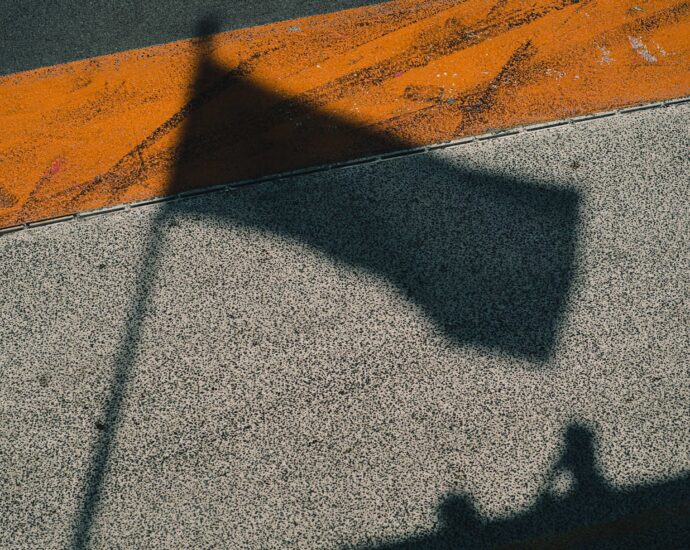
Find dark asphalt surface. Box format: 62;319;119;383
1;0;383;75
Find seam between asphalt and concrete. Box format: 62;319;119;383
2;95;688;238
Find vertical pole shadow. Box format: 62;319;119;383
69;211;169;548
68;17;222;550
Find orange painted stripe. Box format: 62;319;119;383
1;0;689;228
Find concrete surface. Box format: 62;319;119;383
1;104;689;548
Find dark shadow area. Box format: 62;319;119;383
362;423;690;549
177;156;579;360
69;14;667;549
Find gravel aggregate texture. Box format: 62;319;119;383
1;104;688;548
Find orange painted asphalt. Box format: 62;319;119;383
1;0;689;228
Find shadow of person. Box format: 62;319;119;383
367;423;690;549
71;14;585;548
549;424;603;497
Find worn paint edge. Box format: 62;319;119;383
1;96;685;238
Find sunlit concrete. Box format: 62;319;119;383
1;104;688;548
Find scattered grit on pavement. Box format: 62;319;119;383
1;105;689;548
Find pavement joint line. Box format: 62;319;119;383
379;147;427;160
619;99;666;113
570;110;619;123
283;165;333;177
253;174;283;184
178;184;229;198
76;205;127;219
126;196;177;210
425;141;456;151
665;96;690;106
27;215;76;228
332;154;383;168
477;129;520;140
524;119;570;131
0;224;25;235
2;96;687;238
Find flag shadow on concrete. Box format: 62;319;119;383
71;15;589;548
164;17;580;363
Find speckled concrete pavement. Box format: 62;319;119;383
1;104;689;548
